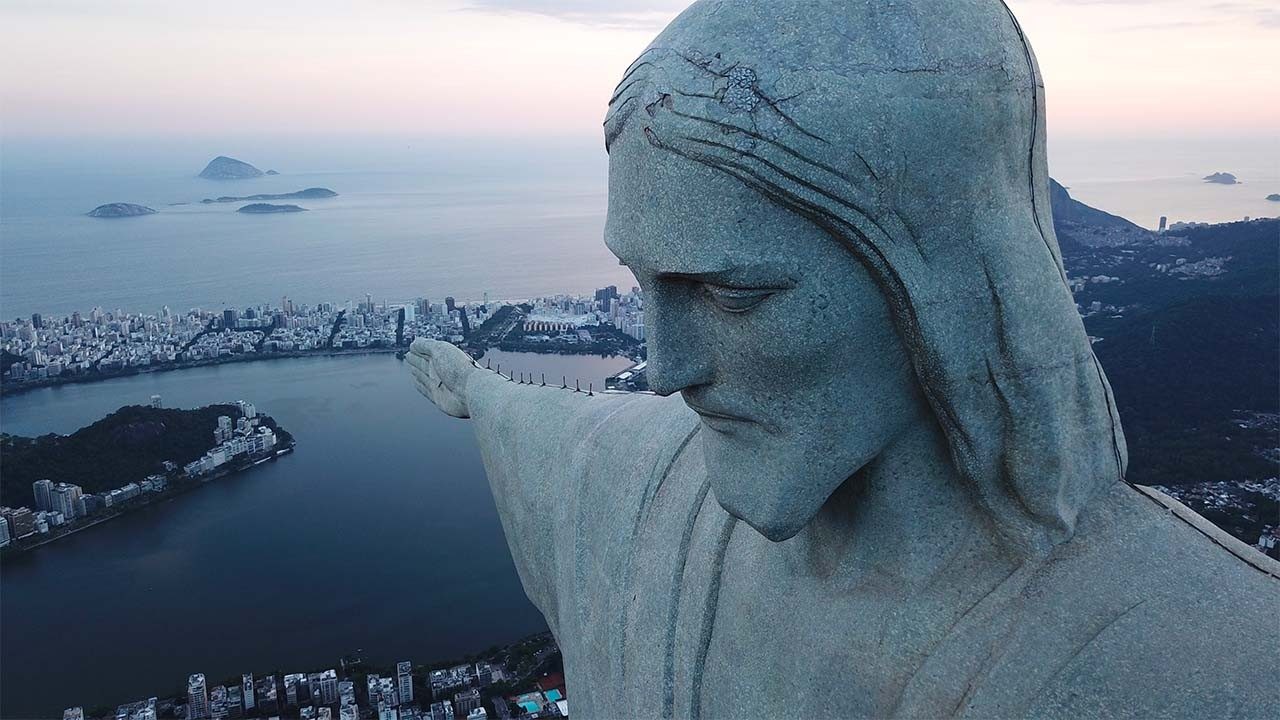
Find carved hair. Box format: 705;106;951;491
604;0;1126;557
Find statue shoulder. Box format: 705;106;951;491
1011;483;1280;718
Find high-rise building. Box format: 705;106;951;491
255;676;279;715
338;681;356;710
429;700;455;720
63;707;84;720
594;285;619;305
309;669;339;706
453;689;481;717
380;677;398;708
1;507;37;538
242;674;255;712
51;482;84;520
115;698;157;720
33;479;53;511
285;674;307;707
222;309;238;330
31;313;43;329
367;675;383;708
188;673;210;720
397;661;414;705
445;297;456;314
209;685;229;720
150;394;162;408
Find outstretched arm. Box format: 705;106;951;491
407;339;680;629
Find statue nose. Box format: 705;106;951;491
645;323;713;396
647;351;712;396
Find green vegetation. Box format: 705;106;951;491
0;404;293;506
1069;219;1280;487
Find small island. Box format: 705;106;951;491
203;187;337;204
199;155;265;180
1266;194;1280;202
86;203;157;218
0;401;293;556
1203;172;1239;185
237;203;307;214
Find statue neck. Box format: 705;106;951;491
789;416;1016;589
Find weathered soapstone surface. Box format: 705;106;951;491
409;1;1280;717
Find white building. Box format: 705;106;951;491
188;673;210;720
397;661;414;705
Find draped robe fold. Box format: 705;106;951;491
466;372;1280;719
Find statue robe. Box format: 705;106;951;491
468;372;1280;719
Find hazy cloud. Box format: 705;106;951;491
464;0;1280;31
461;0;684;29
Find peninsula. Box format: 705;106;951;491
86;203;157;218
199;156;265;180
202;188;337;204
0;401;293;556
237;203;306;214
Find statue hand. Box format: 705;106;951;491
408;338;478;418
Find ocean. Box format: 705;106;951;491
2;133;1276;320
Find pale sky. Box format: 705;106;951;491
1;0;1276;140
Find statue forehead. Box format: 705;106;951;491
654;0;1024;71
604;129;825;276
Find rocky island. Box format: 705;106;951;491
1204;171;1240;185
86;203;157;218
199;155;265;180
237;203;306;214
1266;193;1279;202
203;187;337;204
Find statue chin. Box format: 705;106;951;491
702;434;861;543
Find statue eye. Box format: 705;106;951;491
702;284;775;313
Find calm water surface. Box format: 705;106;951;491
0;351;632;717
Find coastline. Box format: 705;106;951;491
2;344;641;400
0;347;403;399
0;441;296;559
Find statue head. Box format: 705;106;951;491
603;0;1127;551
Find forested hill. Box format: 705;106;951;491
1;404;293;506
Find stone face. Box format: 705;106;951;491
198;155;264;180
408;1;1280;717
86;202;157;218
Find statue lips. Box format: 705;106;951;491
683;396;754;433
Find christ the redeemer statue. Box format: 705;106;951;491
409;1;1280;717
